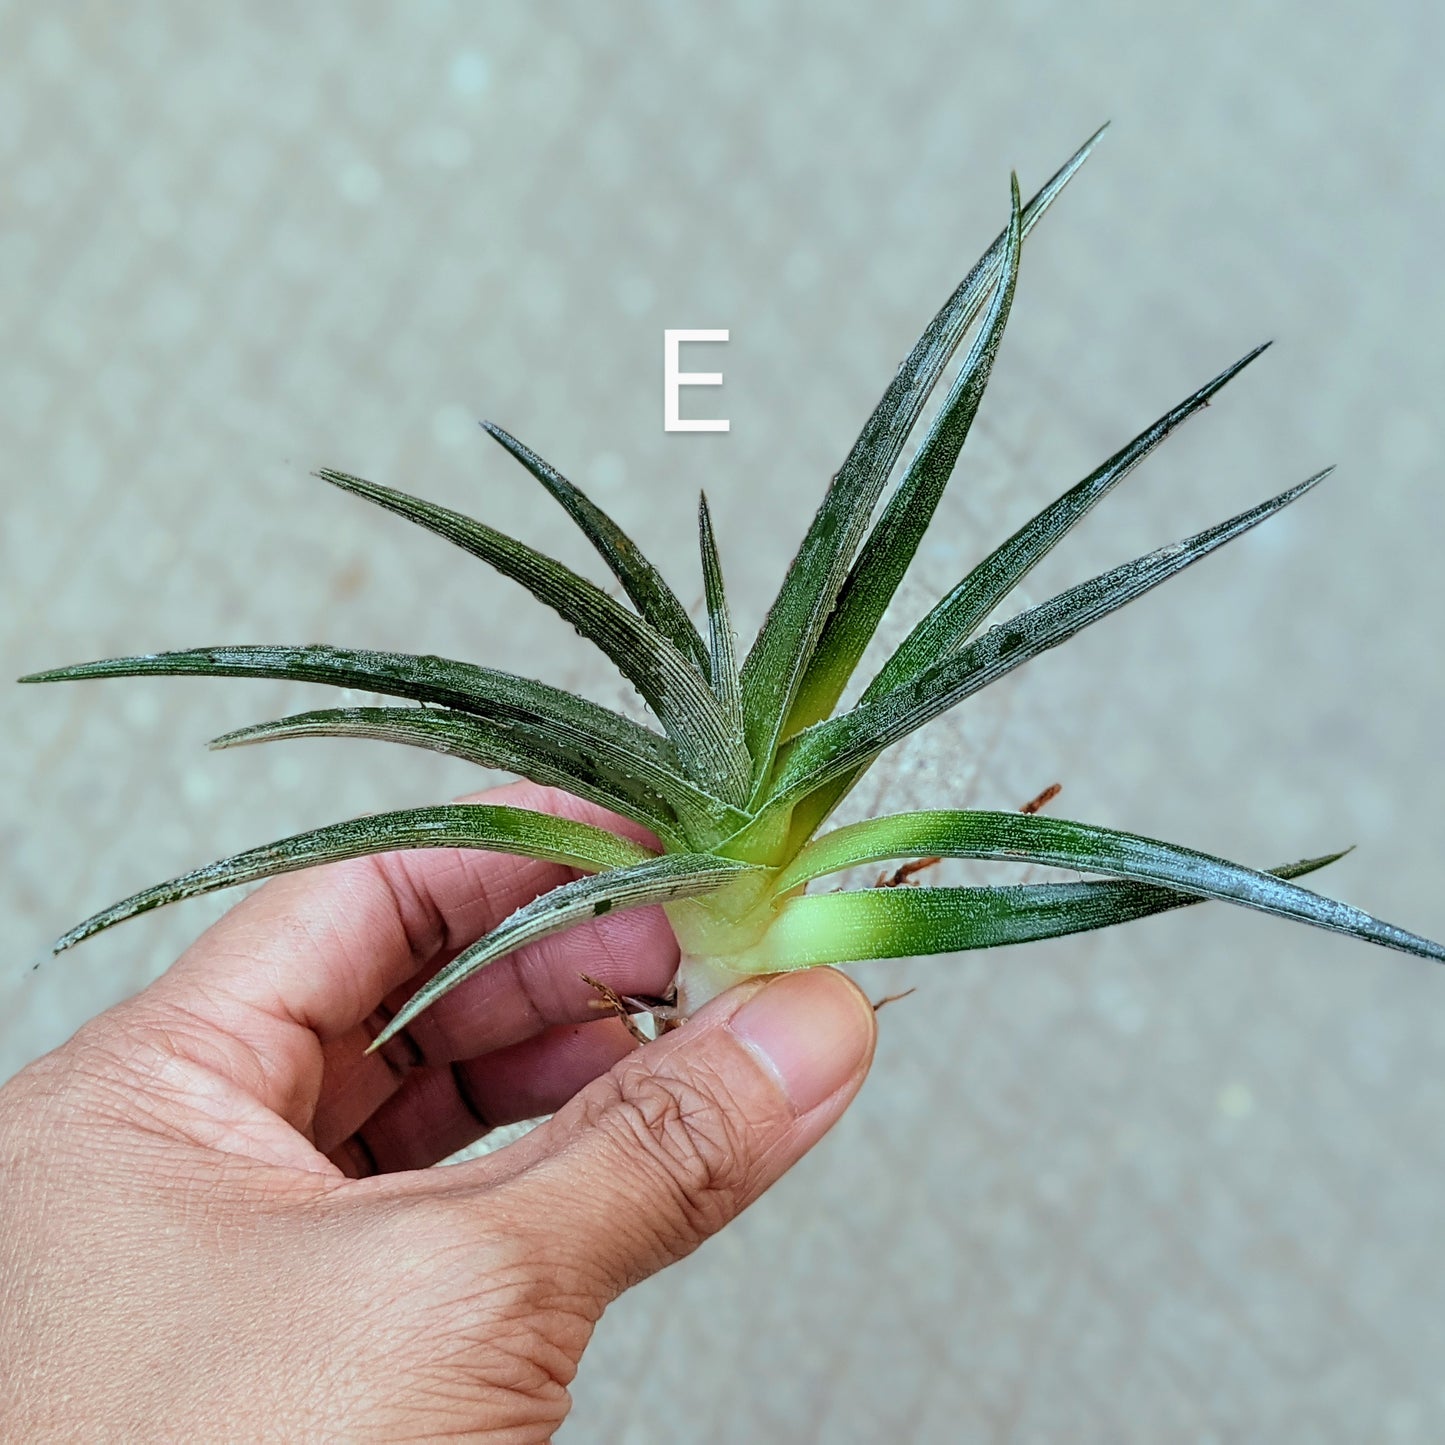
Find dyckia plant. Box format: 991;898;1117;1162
24;127;1445;1052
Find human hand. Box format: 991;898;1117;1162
0;783;877;1440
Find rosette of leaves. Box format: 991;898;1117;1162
24;127;1444;1051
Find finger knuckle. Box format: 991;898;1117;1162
585;1059;752;1245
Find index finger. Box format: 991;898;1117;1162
133;783;678;1123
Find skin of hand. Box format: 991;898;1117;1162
0;783;877;1441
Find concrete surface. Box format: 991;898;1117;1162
3;2;1444;1440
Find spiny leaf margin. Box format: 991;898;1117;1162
748;850;1347;970
784;173;1024;733
867;342;1273;699
774;809;1444;961
739;127;1108;792
481;420;710;675
209;706;687;844
316;467;750;803
49;804;655;954
756;467;1334;838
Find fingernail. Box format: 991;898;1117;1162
729;969;875;1114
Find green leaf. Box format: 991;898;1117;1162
749;851;1347;970
210;707;689;844
21;644;658;752
22;646;747;847
762;347;1277;849
21;644;668;779
784;175;1023;735
697;493;742;733
774;808;1445;961
764;467;1333;822
738;128;1107;792
868;344;1273;698
316;468;750;802
481;421;710;675
370;853;763;1049
50;804;655;954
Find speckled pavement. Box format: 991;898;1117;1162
4;4;1445;1440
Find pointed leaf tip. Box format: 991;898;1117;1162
784;174;1023;734
1224;339;1271;374
763;463;1343;819
696;491;742;732
843;337;1281;728
739;138;1087;789
316;463;747;800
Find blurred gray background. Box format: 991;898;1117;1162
4;2;1444;1440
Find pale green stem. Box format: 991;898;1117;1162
665;870;796;1014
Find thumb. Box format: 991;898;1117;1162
497;967;877;1301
